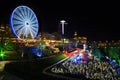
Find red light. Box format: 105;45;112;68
64;48;80;57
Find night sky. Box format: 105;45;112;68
0;0;119;41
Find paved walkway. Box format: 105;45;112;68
0;61;11;72
0;61;23;80
0;71;23;80
42;57;81;80
0;54;63;80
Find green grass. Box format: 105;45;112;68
4;53;67;80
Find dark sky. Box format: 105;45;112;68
0;0;119;41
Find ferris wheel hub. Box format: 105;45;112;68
25;21;30;27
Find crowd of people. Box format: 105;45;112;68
51;57;120;80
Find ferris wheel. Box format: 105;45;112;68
10;5;39;39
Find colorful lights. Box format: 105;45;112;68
64;48;80;57
72;54;82;63
0;49;5;60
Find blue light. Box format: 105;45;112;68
32;48;43;57
73;59;77;62
10;5;39;39
109;59;119;68
76;54;81;59
117;68;120;75
32;48;37;53
113;60;116;62
37;52;42;57
72;54;82;63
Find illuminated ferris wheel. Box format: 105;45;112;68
10;5;39;39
